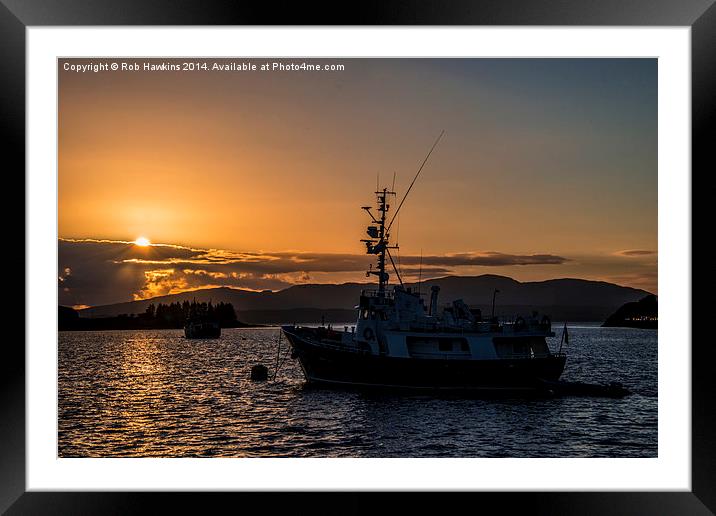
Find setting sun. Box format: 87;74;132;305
134;237;150;247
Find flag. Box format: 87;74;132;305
558;322;569;354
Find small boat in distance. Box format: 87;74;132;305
184;318;221;339
282;132;567;391
184;300;221;338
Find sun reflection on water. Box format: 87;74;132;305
59;327;657;458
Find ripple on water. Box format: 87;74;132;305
58;326;657;457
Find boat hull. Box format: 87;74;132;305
283;327;566;391
184;323;221;339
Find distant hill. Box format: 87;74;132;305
602;295;657;329
235;309;358;325
78;275;651;323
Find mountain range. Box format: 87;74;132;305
77;274;652;324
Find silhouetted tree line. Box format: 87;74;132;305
58;301;255;331
144;300;238;327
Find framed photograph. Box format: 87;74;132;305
4;0;713;513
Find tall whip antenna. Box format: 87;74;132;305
387;130;445;232
418;249;423;296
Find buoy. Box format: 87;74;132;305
251;364;269;381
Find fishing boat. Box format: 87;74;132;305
282;132;567;391
183;298;222;339
184;318;221;339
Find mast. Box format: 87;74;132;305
376;188;389;295
362;187;396;296
362;131;444;297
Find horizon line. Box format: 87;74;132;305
71;273;655;310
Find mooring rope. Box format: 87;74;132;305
274;339;292;381
272;331;282;381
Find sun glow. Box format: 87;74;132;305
134;237;151;247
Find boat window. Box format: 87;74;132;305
406;336;469;354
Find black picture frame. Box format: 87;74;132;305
3;1;713;514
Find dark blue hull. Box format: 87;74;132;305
283;327;566;391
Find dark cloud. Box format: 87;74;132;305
58;238;569;306
615;249;657;257
399;252;569;267
59;240;149;307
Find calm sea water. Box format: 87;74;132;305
58;324;657;457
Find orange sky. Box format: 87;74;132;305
58;58;657;305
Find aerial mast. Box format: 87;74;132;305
362;130;444;298
362;186;396;297
376;187;389;295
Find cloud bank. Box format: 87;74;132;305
58;238;569;307
614;249;656;257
